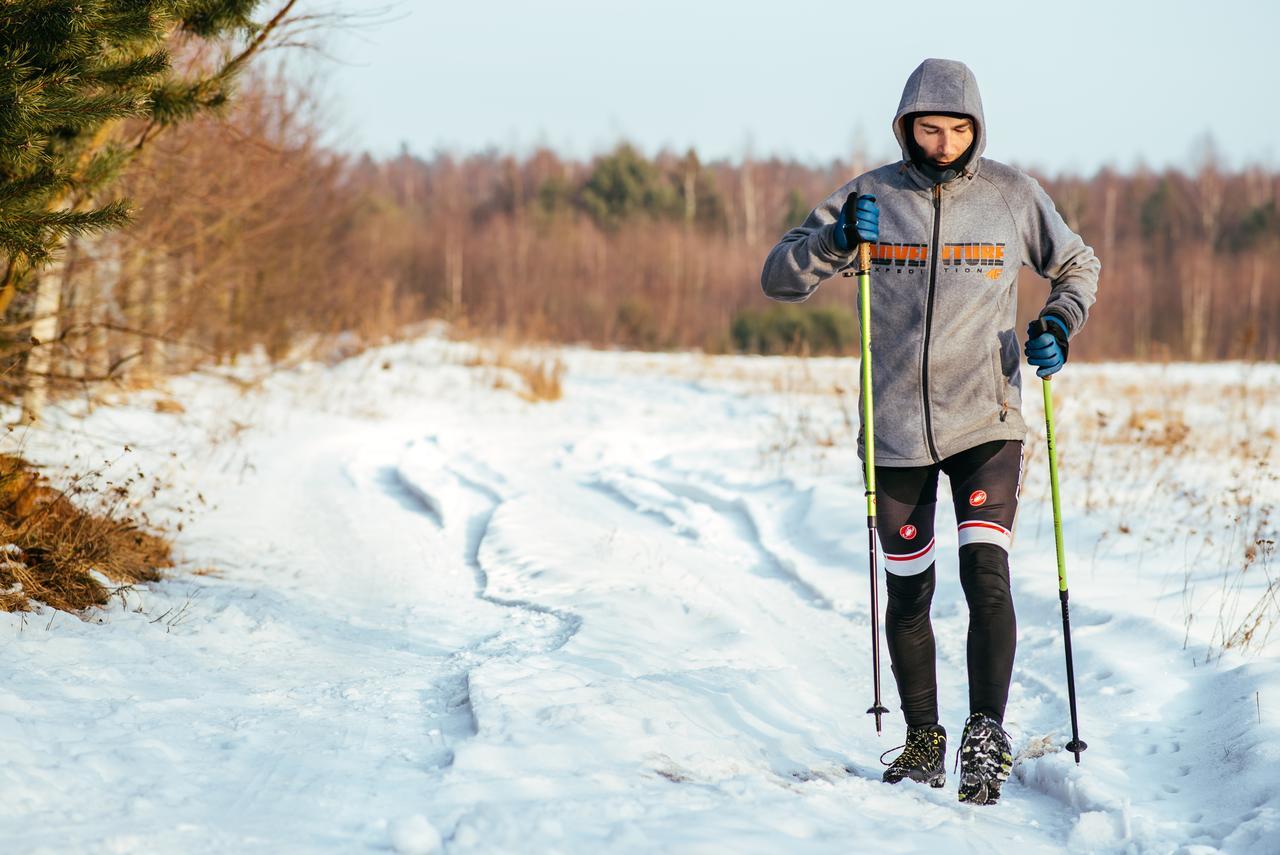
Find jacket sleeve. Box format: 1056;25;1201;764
1021;177;1101;336
760;184;857;302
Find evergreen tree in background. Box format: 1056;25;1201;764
0;0;298;419
580;144;682;228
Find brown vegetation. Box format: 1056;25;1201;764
461;341;565;402
0;455;171;613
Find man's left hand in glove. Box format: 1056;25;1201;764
1025;315;1070;378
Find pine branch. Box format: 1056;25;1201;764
81;50;171;87
0;199;132;262
132;0;299;151
0;169;71;210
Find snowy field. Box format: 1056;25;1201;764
2;332;1278;854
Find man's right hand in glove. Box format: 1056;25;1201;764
833;193;879;253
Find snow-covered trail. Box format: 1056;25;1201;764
4;337;1278;853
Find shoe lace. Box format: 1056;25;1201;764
880;727;941;769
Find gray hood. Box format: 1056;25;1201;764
892;58;987;172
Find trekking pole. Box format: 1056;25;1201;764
853;196;891;734
1032;322;1087;764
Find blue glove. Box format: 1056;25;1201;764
1024;315;1070;378
833;193;879;252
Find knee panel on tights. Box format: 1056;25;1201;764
886;563;936;619
958;543;1012;610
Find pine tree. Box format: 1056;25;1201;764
0;0;298;419
580;144;682;228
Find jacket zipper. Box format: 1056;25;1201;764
921;183;942;462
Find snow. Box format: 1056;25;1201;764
389;815;442;854
1;333;1278;853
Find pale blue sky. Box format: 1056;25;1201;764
297;0;1277;173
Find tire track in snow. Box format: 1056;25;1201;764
163;433;498;836
396;441;584;657
587;469;835;612
581;466;889;706
384;437;588;837
376;463;444;527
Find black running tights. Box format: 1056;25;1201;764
876;440;1022;727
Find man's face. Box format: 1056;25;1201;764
912;115;974;167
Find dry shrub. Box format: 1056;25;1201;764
1123;407;1192;449
463;343;565;403
0;455;171;613
1222;530;1278;653
518;358;565;402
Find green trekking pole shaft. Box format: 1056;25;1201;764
1039;360;1087;764
854;199;890;734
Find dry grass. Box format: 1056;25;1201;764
0;455;172;613
758;386;856;471
461;342;565;403
1025;367;1280;660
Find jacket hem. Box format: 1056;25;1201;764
859;422;1028;467
933;421;1028;461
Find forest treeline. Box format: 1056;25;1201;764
7;69;1280;413
354;139;1280;362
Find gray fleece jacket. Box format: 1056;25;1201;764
760;57;1100;466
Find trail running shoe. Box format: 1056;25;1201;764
957;712;1013;805
881;724;947;788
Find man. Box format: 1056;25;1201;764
760;58;1099;805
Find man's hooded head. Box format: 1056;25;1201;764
892;58;987;183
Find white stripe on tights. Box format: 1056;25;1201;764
881;537;936;576
957;520;1012;552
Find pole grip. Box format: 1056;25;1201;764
855;240;871;276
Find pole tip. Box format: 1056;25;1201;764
1066;738;1088;763
867;704;891;734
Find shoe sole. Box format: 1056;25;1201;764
958;718;1012;806
958;774;1007;805
882;770;946;788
